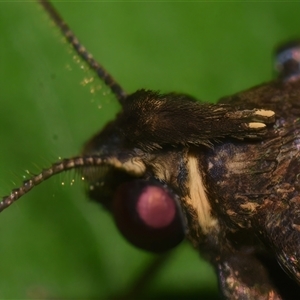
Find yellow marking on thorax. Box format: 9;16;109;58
186;155;219;234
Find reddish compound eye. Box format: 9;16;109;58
112;180;185;252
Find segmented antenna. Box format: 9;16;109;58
0;156;112;213
38;0;127;103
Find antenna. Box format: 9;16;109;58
0;1;130;213
0;156;117;212
38;0;127;104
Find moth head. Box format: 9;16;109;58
80;118;187;253
0;108;187;253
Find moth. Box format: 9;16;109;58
1;1;300;299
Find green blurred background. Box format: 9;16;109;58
0;1;300;299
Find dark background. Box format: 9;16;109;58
0;1;299;299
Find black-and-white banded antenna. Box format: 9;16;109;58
38;0;127;104
0;156;116;213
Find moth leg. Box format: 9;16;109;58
112;254;170;299
256;199;300;287
217;250;299;300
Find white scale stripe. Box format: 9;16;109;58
186;155;219;234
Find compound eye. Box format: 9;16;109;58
275;40;300;81
112;180;185;252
